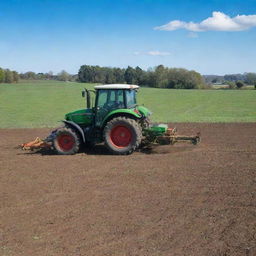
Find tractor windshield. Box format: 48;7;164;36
126;90;137;108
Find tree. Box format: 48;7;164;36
135;66;144;85
124;66;137;84
236;81;245;89
58;70;71;81
113;68;125;83
224;74;245;82
21;71;36;80
245;73;256;85
153;65;168;88
226;81;236;89
46;71;54;80
0;68;5;83
105;68;116;84
4;69;14;83
78;65;95;82
12;71;19;83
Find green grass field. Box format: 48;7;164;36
0;80;255;128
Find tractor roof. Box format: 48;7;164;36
94;84;139;90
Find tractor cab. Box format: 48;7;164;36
93;84;139;127
66;84;150;129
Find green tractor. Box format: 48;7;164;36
53;84;150;155
21;84;200;154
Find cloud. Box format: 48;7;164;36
147;51;170;56
134;51;170;56
154;11;256;32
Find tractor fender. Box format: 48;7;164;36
101;109;141;129
62;120;86;143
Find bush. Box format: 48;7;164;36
226;81;236;89
236;81;245;89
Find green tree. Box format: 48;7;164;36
4;69;14;83
236;81;245;89
245;73;256;85
0;68;5;83
226;81;236;89
135;66;144;85
78;65;95;82
26;71;36;79
12;71;19;83
113;68;125;83
105;68;116;84
58;70;71;81
124;66;137;84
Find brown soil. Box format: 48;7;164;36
0;123;256;256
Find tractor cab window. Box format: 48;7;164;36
97;89;125;109
96;89;125;127
109;90;125;108
126;90;137;108
97;90;108;108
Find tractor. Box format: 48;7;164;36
21;84;200;154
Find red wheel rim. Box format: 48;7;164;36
110;125;132;148
57;134;75;151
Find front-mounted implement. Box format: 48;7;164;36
20;84;200;154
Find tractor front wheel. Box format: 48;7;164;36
104;116;142;155
53;127;81;155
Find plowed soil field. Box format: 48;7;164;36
1;123;256;256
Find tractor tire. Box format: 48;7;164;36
53;127;81;155
104;116;142;155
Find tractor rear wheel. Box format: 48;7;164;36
104;116;142;155
53;127;81;155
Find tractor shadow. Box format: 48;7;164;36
17;143;199;156
83;144;112;155
17;144;112;156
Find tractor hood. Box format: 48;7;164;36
137;105;151;117
65;108;93;126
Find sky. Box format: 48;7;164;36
0;0;256;75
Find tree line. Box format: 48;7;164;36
0;68;77;83
19;70;77;82
204;73;256;86
78;65;206;89
0;68;19;83
2;64;256;89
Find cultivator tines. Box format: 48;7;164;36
20;137;52;151
143;125;201;147
155;128;201;145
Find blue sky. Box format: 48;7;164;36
0;0;256;75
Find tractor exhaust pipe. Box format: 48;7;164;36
82;88;91;109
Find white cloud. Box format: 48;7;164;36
147;51;170;56
134;51;170;56
154;11;256;32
